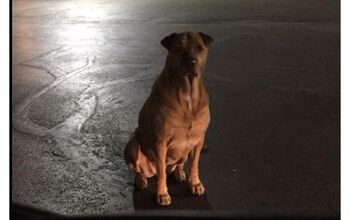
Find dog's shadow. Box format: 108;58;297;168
133;174;212;210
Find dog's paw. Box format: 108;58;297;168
174;169;186;182
190;182;205;196
135;179;147;190
135;175;148;190
157;193;172;206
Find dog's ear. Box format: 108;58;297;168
161;33;178;50
199;32;214;47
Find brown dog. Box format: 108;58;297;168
124;31;213;206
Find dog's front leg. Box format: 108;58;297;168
189;136;205;196
156;141;171;206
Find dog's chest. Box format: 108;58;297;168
166;108;209;164
184;97;192;118
165;78;209;164
166;132;194;165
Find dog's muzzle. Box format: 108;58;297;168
183;59;199;77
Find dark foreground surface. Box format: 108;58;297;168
12;0;340;218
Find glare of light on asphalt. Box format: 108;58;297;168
63;0;109;21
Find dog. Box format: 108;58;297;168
124;31;213;206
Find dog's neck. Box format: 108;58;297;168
163;65;203;113
182;75;201;113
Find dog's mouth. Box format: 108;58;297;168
182;67;199;78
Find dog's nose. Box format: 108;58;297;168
187;59;196;66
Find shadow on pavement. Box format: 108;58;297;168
133;174;212;210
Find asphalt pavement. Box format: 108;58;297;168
12;0;340;218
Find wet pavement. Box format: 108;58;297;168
12;0;340;218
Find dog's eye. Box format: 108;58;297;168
197;45;203;52
174;45;182;52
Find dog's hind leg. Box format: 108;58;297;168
124;131;140;170
124;131;149;189
135;172;148;190
174;163;186;182
173;156;188;182
125;130;159;190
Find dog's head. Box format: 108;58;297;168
161;31;214;78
